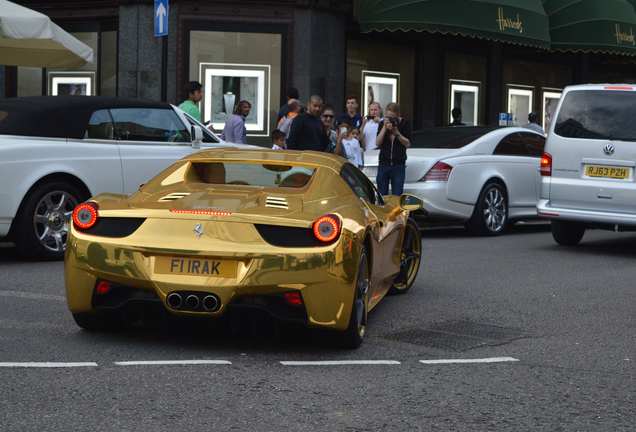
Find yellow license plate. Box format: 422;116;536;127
585;165;630;179
155;256;237;277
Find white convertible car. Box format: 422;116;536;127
0;96;254;260
363;126;546;235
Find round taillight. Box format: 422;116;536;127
313;215;340;242
73;202;99;229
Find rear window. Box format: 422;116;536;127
193;162;315;188
554;90;636;140
410;126;501;149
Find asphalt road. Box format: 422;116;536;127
1;222;635;431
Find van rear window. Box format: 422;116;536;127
555;90;636;140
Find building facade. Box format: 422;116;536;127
3;0;636;146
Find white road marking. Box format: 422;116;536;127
0;290;66;301
115;360;232;366
419;357;519;365
280;360;401;366
0;362;97;368
0;319;71;332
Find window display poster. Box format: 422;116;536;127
450;82;479;125
542;91;561;132
362;71;399;113
508;87;533;127
49;72;94;96
208;76;259;125
200;63;270;135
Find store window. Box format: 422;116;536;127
188;29;283;146
347;40;415;121
16;27;117;97
449;80;480;126
445;53;487;126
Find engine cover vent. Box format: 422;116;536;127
158;192;191;202
265;196;289;209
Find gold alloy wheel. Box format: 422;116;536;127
389;218;421;294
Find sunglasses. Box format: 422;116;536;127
322;114;335;118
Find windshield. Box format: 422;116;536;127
555;90;636;140
409;126;501;149
193;162;315;188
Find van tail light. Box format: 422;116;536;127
73;202;99;229
540;152;552;176
421;162;453;182
313;214;341;242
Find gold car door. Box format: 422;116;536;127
338;165;404;306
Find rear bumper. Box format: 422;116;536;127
402;182;473;223
64;229;361;331
537;199;636;226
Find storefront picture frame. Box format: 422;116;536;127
542;88;562;133
48;71;95;96
200;63;270;136
362;71;400;113
507;85;534;127
449;80;480;125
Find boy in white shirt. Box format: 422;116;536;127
335;116;363;168
271;129;286;149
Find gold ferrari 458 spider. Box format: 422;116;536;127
65;149;423;347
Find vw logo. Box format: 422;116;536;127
603;144;615;156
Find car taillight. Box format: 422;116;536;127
540;152;552;176
313;214;341;242
73;202;99;229
422;162;453;182
284;292;303;306
96;280;112;294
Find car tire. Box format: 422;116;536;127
465;182;508;236
551;220;585;246
388;218;421;295
72;312;125;332
334;247;369;349
13;182;83;261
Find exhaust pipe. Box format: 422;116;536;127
186;295;200;309
167;293;182;309
202;295;220;311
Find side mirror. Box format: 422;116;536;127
191;125;203;149
399;194;423;211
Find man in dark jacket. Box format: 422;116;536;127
375;102;411;196
286;95;330;152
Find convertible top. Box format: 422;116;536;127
0;96;173;139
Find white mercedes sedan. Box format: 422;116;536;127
363;126;546;235
0;96;255;260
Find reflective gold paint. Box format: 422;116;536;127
65;149;422;332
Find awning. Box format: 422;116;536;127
0;0;94;68
544;0;636;56
354;0;551;49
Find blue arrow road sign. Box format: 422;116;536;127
155;0;168;36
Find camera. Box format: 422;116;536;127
366;115;375;120
387;116;399;127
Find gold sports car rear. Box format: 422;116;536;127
65;148;423;347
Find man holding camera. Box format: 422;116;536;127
375;102;411;196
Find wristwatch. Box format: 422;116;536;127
395;132;401;137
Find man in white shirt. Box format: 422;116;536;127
360;102;382;151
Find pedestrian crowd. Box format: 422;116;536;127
178;81;412;196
